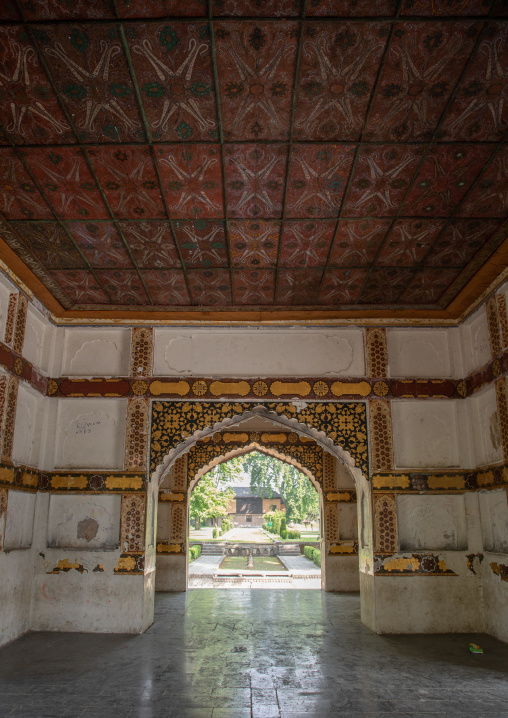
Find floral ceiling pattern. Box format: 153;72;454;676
0;0;507;313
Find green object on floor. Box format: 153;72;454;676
469;643;483;654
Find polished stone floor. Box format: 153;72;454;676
1;590;508;718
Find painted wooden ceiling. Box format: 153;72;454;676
0;0;507;320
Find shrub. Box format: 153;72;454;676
312;549;321;567
280;529;287;540
273;518;281;535
221;518;233;533
189;545;202;561
288;530;301;540
280;517;287;534
262;523;268;531
212;528;218;538
304;545;314;561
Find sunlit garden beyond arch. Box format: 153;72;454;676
188;451;322;588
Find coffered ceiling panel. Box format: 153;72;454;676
0;1;507;321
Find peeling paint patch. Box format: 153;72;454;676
93;564;105;572
466;553;484;575
374;553;457;576
490;561;508;582
159;492;185;503
114;553;144;574
105;475;144;491
47;559;87;574
372;474;411;490
156;542;183;554
77;517;99;541
50;475;88;490
328;541;358;555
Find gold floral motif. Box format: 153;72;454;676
150;401;368;475
456;380;467;397
47;380;59;396
373;381;389;397
192;380;208;396
288;432;298;443
252;381;268;397
132;380;148;396
313;381;328;396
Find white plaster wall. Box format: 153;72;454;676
460;304;491;376
54;398;127;470
156;502;171;540
469;386;503;467
387;329;455;378
153;328;365;377
47;494;121;550
29;493;154;635
0;549;33;646
23;306;46;370
336;461;355;489
479;489;508;553
361;557;483;634
483;553;508;643
60;328;130;377
392;400;460;468
4;490;36;551
397;495;467;551
12;383;45;467
338;503;358;540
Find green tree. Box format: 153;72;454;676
190;457;242;528
242;451;319;524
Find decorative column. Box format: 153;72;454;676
496;294;508;350
322;452;359;592
155;455;188;592
486;296;502;358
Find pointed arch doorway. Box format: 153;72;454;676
149;400;372;596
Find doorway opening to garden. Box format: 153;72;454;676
188;450;323;589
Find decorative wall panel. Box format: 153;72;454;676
324;502;339;543
323;452;336;491
0;488;7;551
366;328;388;378
498;294;508;350
120;494;146;552
4;294;16;346
374;493;398;554
368;400;394;472
1;376;18;463
150;401;368;476
495;377;508;463
129;328;153;378
124;398;149;470
170;503;186;543
186;433;324;487
487;296;502;358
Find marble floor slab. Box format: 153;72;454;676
0;590;507;718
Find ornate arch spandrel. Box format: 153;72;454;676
150;401;368;485
187;441;323;494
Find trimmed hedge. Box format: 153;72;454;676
304;545;321;567
212;528;218;538
280;529;288;539
280;517;287;534
287;530;301;539
189;545;202;561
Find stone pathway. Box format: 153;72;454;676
277;555;320;575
